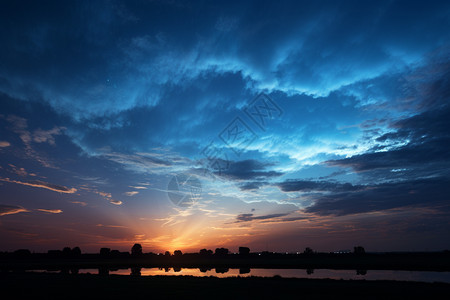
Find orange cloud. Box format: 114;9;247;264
0;178;77;194
0;141;10;147
37;208;63;214
0;204;29;216
125;191;139;196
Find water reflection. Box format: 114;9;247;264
28;267;450;283
215;267;229;274
130;267;141;276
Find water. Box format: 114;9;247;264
27;267;450;283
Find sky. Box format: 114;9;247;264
1;0;450;253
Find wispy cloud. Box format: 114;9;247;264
94;190;123;205
37;208;63;214
125;191;139;196
235;212;291;223
0;204;29;216
129;186;148;190
70;201;87;206
0;141;10;147
0;178;77;194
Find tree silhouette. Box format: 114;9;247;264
239;247;250;255
164;251;171;257
174;250;182;256
131;243;143;256
199;249;213;256
100;247;111;257
13;249;31;258
62;247;72;257
215;248;229;256
354;246;365;254
71;247;81;257
303;247;314;254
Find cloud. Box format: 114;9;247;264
70;201;87;207
0;141;10;147
32;127;65;145
8;164;27;177
327;103;450;174
129;186;148;190
125;191;139;196
217;159;283;181
0;204;29;216
94;190;123;205
1;0;448;122
0;178;77;194
37;208;63;214
239;181;268;191
277;180;360;192
235;212;291;223
304;178;450;216
3;114;58;168
110;199;123;205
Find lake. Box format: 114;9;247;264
28;267;450;283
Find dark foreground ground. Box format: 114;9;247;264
2;272;450;300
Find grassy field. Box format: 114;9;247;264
2;272;450;299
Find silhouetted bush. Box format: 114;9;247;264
164;251;171;257
174;250;182;256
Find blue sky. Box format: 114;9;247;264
1;0;450;253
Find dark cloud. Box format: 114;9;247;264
277;180;360;192
216;159;283;181
327;104;450;173
239;181;268;191
236;212;290;223
304;178;450;216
